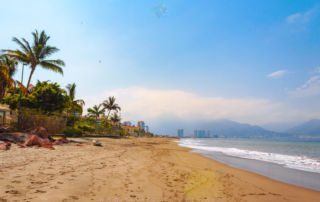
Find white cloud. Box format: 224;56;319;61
286;7;318;24
267;70;288;79
83;87;320;133
290;75;320;97
84;87;283;124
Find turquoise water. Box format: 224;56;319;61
179;138;320;173
179;138;320;190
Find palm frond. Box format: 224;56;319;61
40;60;64;74
75;99;85;106
4;50;30;64
39;46;59;59
12;37;29;54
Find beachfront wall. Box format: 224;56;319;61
0;104;17;126
17;109;67;134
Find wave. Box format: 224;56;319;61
179;139;320;174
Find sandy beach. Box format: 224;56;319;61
0;137;319;202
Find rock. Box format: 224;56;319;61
0;142;11;150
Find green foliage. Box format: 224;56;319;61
3;30;65;91
29;81;68;113
66;83;85;115
102;96;121;118
0;55;17;100
87;104;105;118
63;127;83;137
77;124;95;132
2;81;68;114
66;115;80;127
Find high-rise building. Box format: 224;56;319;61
123;121;132;126
145;125;149;133
137;121;145;130
177;129;184;138
194;129;206;138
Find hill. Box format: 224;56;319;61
287;119;320;139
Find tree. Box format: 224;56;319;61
66;83;85;115
27;81;68;113
3;30;65;93
2;81;68;113
110;112;121;125
0;55;17;100
87;104;105;120
102;96;121;119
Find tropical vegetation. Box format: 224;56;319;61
3;30;65;92
103;96;121;119
0;55;17;99
87;104;105;119
0;29;153;138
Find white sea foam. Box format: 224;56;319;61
179;139;320;174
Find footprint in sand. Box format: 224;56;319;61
35;190;46;194
69;196;79;200
5;185;14;189
5;190;20;195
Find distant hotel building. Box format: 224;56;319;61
194;130;210;138
137;121;145;130
123;121;132;126
177;129;184;138
145;125;149;133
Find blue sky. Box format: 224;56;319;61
1;0;320;133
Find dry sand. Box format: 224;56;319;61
0;137;319;202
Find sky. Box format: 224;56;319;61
1;0;320;134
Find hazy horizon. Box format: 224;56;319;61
1;0;320;133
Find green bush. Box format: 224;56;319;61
77;124;95;132
63;127;83;137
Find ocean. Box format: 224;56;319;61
179;138;320;191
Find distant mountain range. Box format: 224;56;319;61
164;119;320;141
194;120;291;139
286;119;320;139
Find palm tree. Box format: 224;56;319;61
102;96;121;119
66;83;85;115
0;55;17;99
87;104;105;120
3;30;65;93
110;112;121;125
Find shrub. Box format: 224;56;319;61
63;127;83;137
2;81;68;114
77;124;95;132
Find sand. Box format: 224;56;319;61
0;137;319;202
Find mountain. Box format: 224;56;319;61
195;119;290;139
287;119;320;137
151;118;290;139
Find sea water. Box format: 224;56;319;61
179;138;320;191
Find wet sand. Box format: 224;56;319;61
0;137;319;201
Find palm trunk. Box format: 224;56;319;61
26;67;35;95
0;82;5;100
107;110;111;119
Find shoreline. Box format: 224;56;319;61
178;139;320;191
0;137;319;201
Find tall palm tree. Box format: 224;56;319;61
0;55;17;99
102;96;121;119
3;30;65;93
66;83;85;115
110;112;121;125
87;104;105;120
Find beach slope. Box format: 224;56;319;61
0;138;319;201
